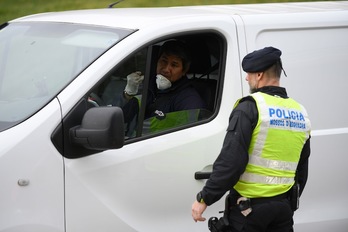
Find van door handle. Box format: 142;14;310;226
194;165;212;180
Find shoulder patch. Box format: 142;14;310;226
228;115;239;131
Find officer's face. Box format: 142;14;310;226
157;53;187;83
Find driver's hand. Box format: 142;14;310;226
124;71;144;96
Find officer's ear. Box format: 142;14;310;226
256;72;264;81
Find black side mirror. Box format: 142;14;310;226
70;106;124;150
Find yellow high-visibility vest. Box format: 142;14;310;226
234;92;311;198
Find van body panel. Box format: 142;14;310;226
2;2;348;231
0;99;64;231
294;133;348;232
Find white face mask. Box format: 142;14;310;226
156;74;172;90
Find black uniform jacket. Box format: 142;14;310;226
201;86;311;206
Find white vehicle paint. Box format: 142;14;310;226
0;2;347;231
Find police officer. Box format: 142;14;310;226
191;47;311;232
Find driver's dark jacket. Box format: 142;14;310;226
201;86;311;206
146;76;206;118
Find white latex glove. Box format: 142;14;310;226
124;71;144;96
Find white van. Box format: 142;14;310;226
1;2;347;231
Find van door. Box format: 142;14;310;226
56;29;242;231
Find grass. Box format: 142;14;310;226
1;0;321;24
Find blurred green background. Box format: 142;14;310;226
1;0;324;24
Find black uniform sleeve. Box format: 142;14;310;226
296;137;311;196
201;98;258;206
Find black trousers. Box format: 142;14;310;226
228;198;294;232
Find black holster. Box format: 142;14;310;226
208;216;231;232
208;195;232;232
289;182;300;211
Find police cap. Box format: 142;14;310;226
242;47;282;73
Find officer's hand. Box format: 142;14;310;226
124;71;144;96
192;200;207;222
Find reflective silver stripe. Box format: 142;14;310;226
249;155;298;171
251;93;269;157
239;172;294;185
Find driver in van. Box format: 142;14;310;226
116;40;206;135
192;47;311;232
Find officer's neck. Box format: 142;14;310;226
258;73;280;88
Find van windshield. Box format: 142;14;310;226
0;22;133;132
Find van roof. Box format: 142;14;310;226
11;1;348;29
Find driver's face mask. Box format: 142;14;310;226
156;74;172;90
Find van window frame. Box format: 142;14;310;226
54;30;227;158
121;31;227;143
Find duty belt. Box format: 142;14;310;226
230;192;288;206
247;192;288;205
230;193;289;217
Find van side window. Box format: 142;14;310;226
87;33;224;140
